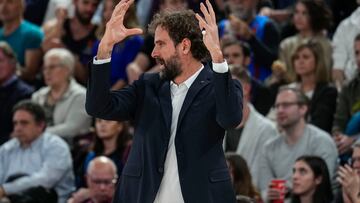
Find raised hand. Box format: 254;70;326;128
98;0;143;59
195;0;223;63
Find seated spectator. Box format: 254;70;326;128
42;0;101;85
68;156;117;203
92;0;143;90
75;118;132;188
332;2;360;89
0;0;44;84
289;39;337;133
0;100;74;203
225;66;277;175
264;60;291;104
254;87;338;201
218;0;280;81
333;33;360;162
32;48;92;145
279;0;333;81
222;39;273;115
0;41;34;145
226;153;262;203
291;155;333;203
336;141;360;203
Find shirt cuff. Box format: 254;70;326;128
93;56;111;64
212;60;228;73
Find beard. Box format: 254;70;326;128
158;53;182;81
75;8;92;25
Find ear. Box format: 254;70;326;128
299;104;308;117
180;38;191;55
315;176;322;185
244;56;251;66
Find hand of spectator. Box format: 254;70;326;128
98;0;143;59
0;186;5;198
195;0;223;63
70;188;90;203
228;15;252;40
267;182;288;201
126;62;144;84
334;133;356;155
55;6;68;24
332;69;345;91
338;164;360;203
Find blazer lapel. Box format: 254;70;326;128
177;66;212;128
158;80;172;135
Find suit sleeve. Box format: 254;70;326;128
213;68;243;129
85;62;143;121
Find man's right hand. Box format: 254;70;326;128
332;69;345;91
97;0;143;59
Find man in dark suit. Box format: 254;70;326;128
85;0;243;202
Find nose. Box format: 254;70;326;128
151;46;159;59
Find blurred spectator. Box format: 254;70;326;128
92;0;143;90
254;87;338;201
42;0;101;85
0;100;74;203
264;60;291;104
332;33;360;162
218;0;280;81
289;40;337;133
68;156;117;203
332;1;360;90
0;41;33;145
32;48;91;145
75;119;131;188
225;66;276;175
226;153;263;203
222;39;273;115
291;155;333;203
0;0;44;84
279;0;333;82
337;142;360;203
126;0;188;84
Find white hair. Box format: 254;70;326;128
44;48;75;75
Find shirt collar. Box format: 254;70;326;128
170;64;204;89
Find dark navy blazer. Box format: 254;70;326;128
86;61;243;203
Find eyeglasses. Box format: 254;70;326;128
274;102;300;109
348;157;360;166
43;64;63;71
89;176;118;186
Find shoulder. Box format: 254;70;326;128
42;133;70;150
307;125;334;144
0;139;19;153
21;20;44;37
32;86;50;99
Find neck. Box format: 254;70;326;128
284;119;306;145
103;136;117;155
300;191;314;203
51;80;70;95
173;58;202;84
299;29;314;38
72;16;93;29
300;74;316;92
3;18;22;35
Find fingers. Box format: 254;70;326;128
195;13;209;32
205;0;216;23
126;28;143;36
112;0;134;22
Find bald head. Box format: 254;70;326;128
87;156;117;176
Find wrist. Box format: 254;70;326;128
210;49;224;63
97;41;113;60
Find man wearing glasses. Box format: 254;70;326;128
337;142;360;203
254;86;338;202
68;156;118;203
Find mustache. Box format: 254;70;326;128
155;58;165;65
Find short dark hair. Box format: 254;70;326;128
278;86;309;106
230;65;251;85
13;100;46;124
148;9;210;61
291;155;333;203
221;38;251;58
296;0;332;33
